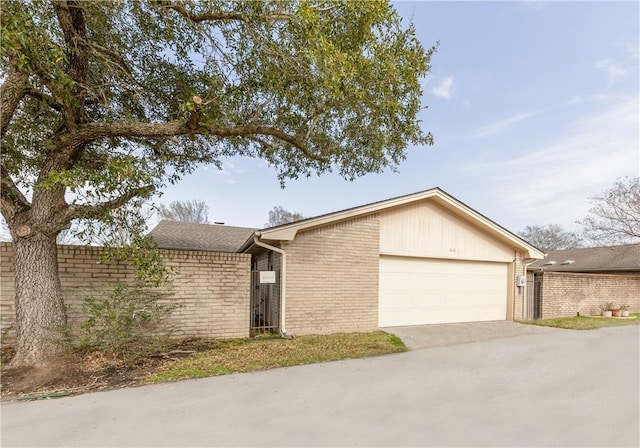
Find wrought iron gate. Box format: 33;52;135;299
250;270;280;335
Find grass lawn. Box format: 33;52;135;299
146;331;406;383
519;313;640;330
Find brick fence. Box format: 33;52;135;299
540;271;640;318
0;243;251;344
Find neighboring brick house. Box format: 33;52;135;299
526;244;640;319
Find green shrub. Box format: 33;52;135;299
65;282;176;365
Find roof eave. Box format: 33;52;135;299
251;188;544;259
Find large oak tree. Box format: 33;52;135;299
0;0;435;367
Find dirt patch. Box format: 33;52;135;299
1;340;211;401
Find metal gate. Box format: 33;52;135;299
525;274;542;320
250;270;280;335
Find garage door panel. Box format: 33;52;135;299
379;256;508;326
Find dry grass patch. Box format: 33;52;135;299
519;313;640;330
146;331;405;383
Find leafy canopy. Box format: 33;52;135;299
1;0;435;238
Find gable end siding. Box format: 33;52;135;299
380;200;514;262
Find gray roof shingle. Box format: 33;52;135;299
529;244;640;272
149;221;257;252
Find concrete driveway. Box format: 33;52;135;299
384;320;559;350
2;326;639;447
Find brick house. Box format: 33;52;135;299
0;188;545;341
234;188;543;336
526;244;640;319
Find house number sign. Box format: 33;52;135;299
259;271;276;284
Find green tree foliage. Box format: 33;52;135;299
518;224;582;252
579;177;640;245
158;199;210;224
265;205;304;227
0;0;435;367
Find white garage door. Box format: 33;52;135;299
379;256;508;327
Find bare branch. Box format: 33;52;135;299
579;177;640;244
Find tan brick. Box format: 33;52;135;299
1;242;251;344
539;271;640;318
254;214;380;336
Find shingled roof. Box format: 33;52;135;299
149;221;257;253
529;244;640;272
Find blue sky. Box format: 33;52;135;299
156;1;639;233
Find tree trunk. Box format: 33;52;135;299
9;232;67;367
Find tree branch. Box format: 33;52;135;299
69;185;155;221
0;164;31;221
88;42;147;90
52;0;89;126
75;120;328;163
161;2;291;23
0;66;29;138
25;87;64;113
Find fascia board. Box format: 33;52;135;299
256;188;544;260
258;189;441;241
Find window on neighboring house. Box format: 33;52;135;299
267;251;273;270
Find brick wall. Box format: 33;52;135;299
540;271;640;318
279;214;380;335
1;243;251;343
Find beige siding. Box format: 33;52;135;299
1;243;251;344
282;214;380;335
380;200;514;262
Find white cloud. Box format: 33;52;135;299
199;159;238;183
568;94;610;105
595;59;626;85
466;96;639;230
431;76;454;99
474;110;542;138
